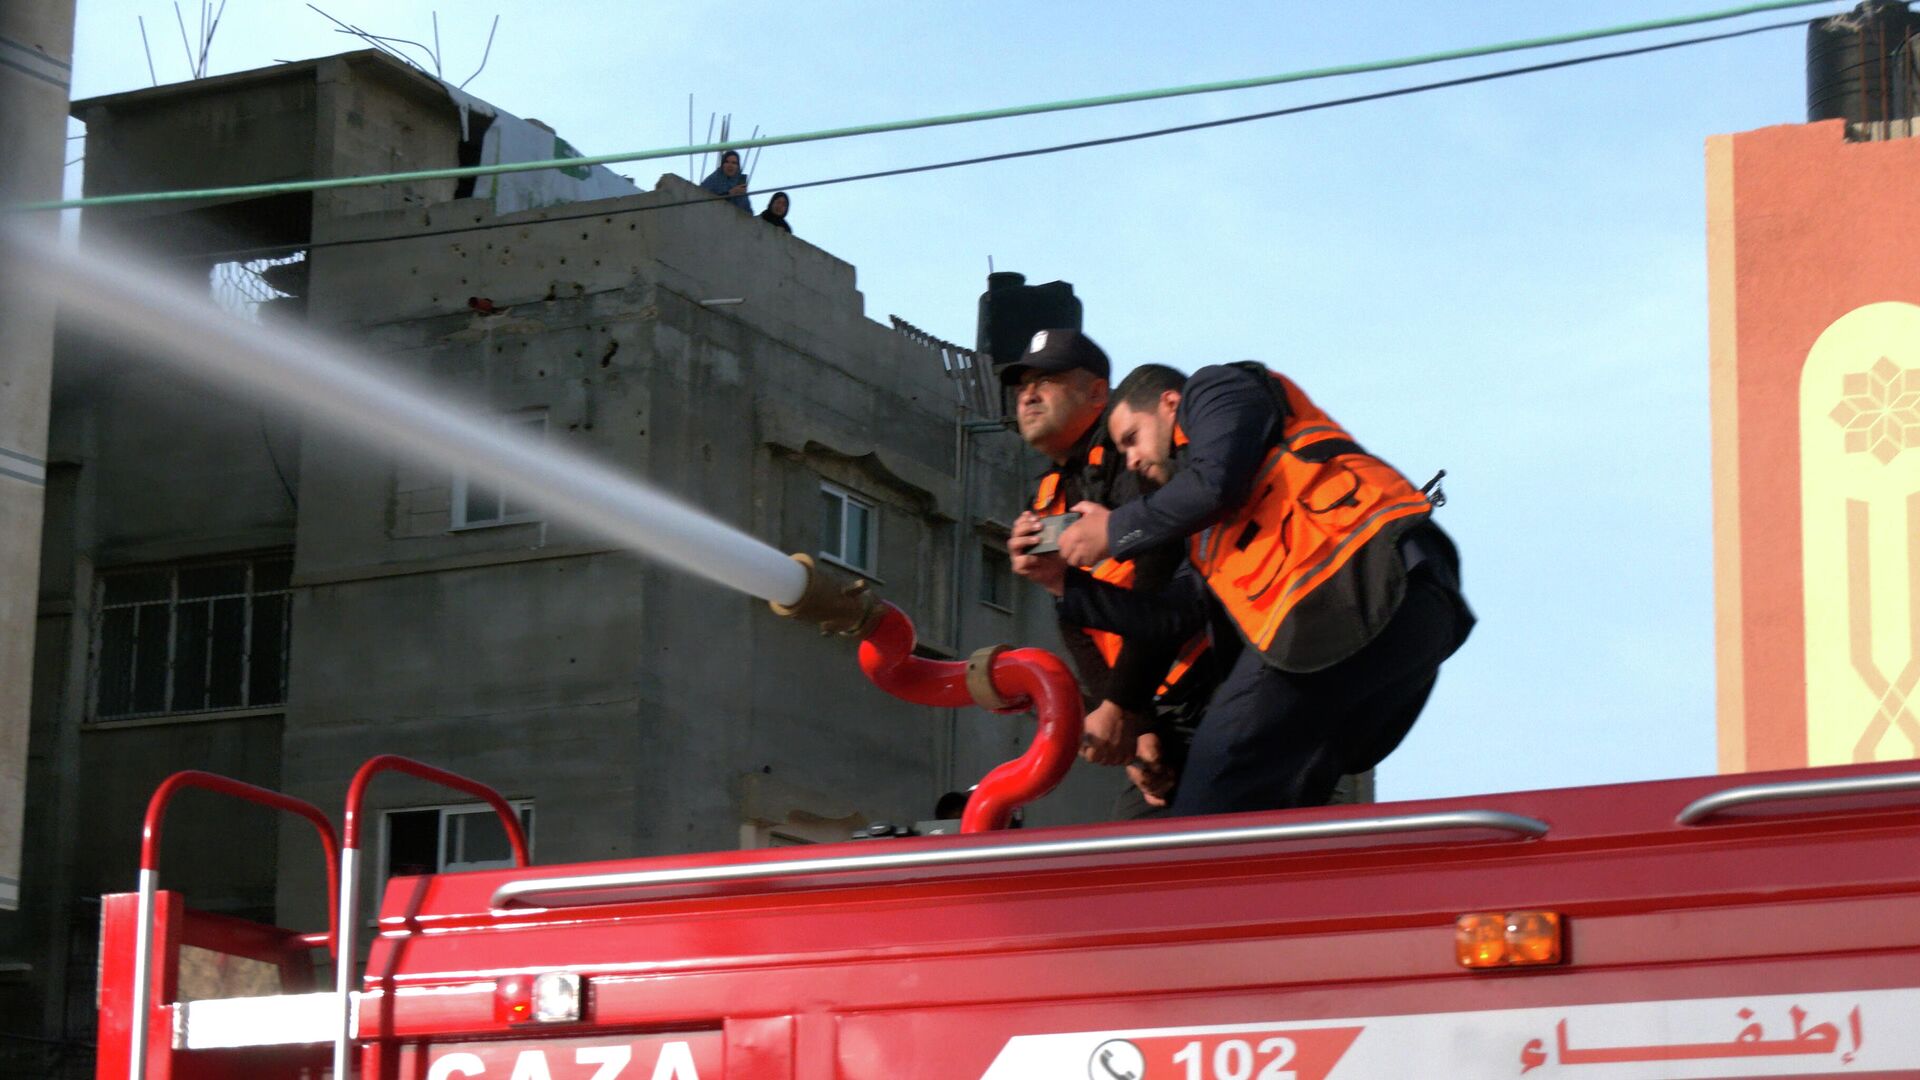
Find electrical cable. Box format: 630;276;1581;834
17;0;1835;213
184;13;1810;266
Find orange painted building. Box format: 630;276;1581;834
1709;119;1920;772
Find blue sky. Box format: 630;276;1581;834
63;1;1841;801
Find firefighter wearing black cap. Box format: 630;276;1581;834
999;329;1213;814
1036;361;1474;815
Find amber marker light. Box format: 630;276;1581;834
1506;911;1563;965
1455;912;1508;968
1456;911;1563;969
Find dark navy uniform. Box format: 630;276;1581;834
1061;364;1473;814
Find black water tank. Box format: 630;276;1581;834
976;272;1083;374
1807;0;1920;123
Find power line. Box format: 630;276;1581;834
18;0;1835;213
186;14;1810;266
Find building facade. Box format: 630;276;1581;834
1708;118;1920;774
0;52;1109;1076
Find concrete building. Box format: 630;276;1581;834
0;51;1110;1076
1;0;78;925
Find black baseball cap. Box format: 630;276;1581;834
996;328;1111;386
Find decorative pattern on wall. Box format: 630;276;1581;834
1802;304;1920;766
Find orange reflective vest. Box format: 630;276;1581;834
1032;445;1203;695
1181;366;1434;673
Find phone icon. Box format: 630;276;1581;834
1089;1039;1144;1080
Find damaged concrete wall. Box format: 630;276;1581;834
18;57;1113;1049
272;176;1111;930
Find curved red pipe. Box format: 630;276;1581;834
140;770;342;955
857;603;1083;832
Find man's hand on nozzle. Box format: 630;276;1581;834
1010;511;1043;553
1128;732;1177;808
1009;511;1068;597
1079;699;1146;766
1058;502;1112;567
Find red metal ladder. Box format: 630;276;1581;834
99;756;526;1080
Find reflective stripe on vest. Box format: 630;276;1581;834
1181;367;1433;672
1032;471;1062;513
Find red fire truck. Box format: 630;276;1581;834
93;593;1920;1079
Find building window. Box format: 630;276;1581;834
92;554;293;722
452;412;546;529
979;543;1012;611
381;801;534;880
818;482;876;574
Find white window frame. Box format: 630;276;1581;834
818;481;878;575
451;411;547;530
377;799;535;886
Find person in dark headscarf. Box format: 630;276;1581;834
759;191;792;233
700;150;752;213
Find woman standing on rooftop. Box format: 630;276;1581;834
700;150;752;213
759;191;792;233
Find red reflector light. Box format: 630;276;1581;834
1456;911;1562;969
494;975;534;1024
495;972;583;1024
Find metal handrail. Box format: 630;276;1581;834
1676;769;1920;825
335;755;528;1080
491;809;1549;910
130;771;341;1080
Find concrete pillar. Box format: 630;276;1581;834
0;0;75;912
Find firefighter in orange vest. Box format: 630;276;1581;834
1042;362;1474;814
999;330;1214;814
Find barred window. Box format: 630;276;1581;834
92;554;293;722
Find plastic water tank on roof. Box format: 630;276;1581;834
1806;0;1920;124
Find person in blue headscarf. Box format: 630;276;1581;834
700;150;751;213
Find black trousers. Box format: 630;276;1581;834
1171;569;1467;815
1059;553;1471;817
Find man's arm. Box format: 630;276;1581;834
1056;567;1211;647
1107;365;1281;562
1107;636;1181;713
1101;538;1191;711
1055;620;1114;710
1060;566;1210;766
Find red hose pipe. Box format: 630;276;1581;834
858;603;1083;832
856;603;972;708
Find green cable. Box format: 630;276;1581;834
18;0;1830;213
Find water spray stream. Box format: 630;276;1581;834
2;226;808;607
5;225;1087;841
